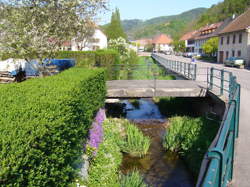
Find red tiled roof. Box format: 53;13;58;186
152;34;172;44
180;31;198;41
194;22;224;40
220;9;250;34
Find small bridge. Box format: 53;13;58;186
106;57;203;98
107;80;206;98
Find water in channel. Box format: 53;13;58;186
107;99;195;187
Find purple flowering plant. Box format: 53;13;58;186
86;109;106;157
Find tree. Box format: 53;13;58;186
202;37;219;56
0;0;106;61
172;40;186;52
105;8;127;40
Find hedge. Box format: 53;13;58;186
56;50;120;80
0;67;106;186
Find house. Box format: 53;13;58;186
180;31;198;52
218;9;250;66
62;29;108;51
194;22;223;55
134;38;153;51
152;34;173;52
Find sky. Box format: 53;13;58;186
98;0;222;24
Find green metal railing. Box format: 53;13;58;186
197;68;240;187
151;54;241;187
151;54;197;80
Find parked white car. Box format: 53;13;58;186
224;57;245;67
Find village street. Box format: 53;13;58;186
157;53;250;187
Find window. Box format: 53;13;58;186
239;33;242;43
233;34;236;44
227;36;230;44
232;50;235;57
221;37;224;45
226;51;229;59
238;50;241;57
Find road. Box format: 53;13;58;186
156;53;250;187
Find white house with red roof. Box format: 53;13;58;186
152;34;173;52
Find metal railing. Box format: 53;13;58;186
152;54;197;80
152;54;241;187
197;68;240;187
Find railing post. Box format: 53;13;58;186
209;67;214;90
229;72;233;100
188;63;191;79
194;64;197;80
184;63;186;77
220;70;224;95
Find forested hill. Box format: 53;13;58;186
194;0;250;29
120;8;207;40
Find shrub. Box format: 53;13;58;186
120;170;147;187
86;119;124;187
121;122;151;158
56;50;120;80
163;116;219;176
0;67;106;186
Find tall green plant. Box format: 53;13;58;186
120;171;147;187
121;122;151;158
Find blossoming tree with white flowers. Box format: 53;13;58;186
0;0;107;61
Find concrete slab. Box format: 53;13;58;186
107;80;207;98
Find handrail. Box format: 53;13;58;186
151;53;240;187
197;70;240;187
151;54;197;80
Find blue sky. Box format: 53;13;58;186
99;0;222;24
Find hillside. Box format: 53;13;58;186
194;0;250;29
120;8;207;40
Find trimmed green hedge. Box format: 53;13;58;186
56;50;120;80
0;68;106;186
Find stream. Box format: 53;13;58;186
106;99;195;187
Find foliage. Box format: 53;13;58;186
121;122;151;158
0;68;106;186
172;40;186;52
86;119;124;187
105;8;127;40
120;171;147;187
56;50;120;80
118;8;206;40
163;116;220;176
86;118;150;186
202;37;219;56
108;37;139;66
86;109;106;157
0;0;106;61
144;44;154;52
195;0;250;28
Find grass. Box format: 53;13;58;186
118;57;176;80
121;121;151;158
83;118;150;186
163;116;220;177
120;170;147;187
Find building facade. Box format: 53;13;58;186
194;22;223;55
62;29;107;51
218;9;250;66
180;31;197;52
152;34;173;52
